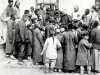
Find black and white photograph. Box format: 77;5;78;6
0;0;100;75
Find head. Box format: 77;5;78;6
8;0;13;7
14;0;20;8
49;17;55;24
91;5;96;12
49;29;55;37
93;20;99;28
55;28;60;34
74;5;79;12
60;27;65;33
85;9;90;15
96;6;99;12
55;4;59;10
24;10;30;15
62;9;67;15
83;33;89;40
40;3;44;9
11;14;15;21
68;23;73;30
30;6;34;12
50;5;54;10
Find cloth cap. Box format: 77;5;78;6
55;29;60;33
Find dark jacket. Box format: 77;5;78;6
90;27;100;49
15;20;27;42
76;39;92;66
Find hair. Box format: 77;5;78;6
30;6;34;10
68;23;73;30
93;20;99;27
92;5;96;11
14;0;20;6
24;10;30;14
49;17;55;24
85;9;90;14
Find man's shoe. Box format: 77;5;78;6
5;54;10;58
10;55;16;60
28;57;33;62
45;68;49;74
58;69;62;73
50;68;53;74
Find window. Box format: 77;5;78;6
36;0;59;8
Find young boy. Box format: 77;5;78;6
41;29;61;74
76;32;92;75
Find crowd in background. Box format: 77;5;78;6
1;0;100;74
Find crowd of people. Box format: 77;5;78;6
1;0;100;74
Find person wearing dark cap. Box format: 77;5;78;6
32;22;44;65
76;32;92;75
62;23;77;73
15;15;28;65
1;0;14;20
90;20;100;73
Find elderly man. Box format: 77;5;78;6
71;5;81;21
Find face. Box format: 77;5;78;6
55;5;59;10
85;36;89;40
16;1;20;7
9;2;13;7
51;5;54;10
40;4;44;9
74;6;79;12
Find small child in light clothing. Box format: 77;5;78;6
41;30;61;74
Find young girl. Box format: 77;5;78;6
76;32;92;75
41;29;61;74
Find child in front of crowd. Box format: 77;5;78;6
41;29;61;74
76;32;92;75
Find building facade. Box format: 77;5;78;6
0;0;98;17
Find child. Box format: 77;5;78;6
41;29;61;74
76;32;92;75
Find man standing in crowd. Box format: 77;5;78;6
32;22;44;65
90;21;100;73
71;5;81;21
15;15;28;65
50;4;55;17
63;23;76;73
5;14;16;60
38;3;46;25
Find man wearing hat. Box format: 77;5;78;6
15;15;28;64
